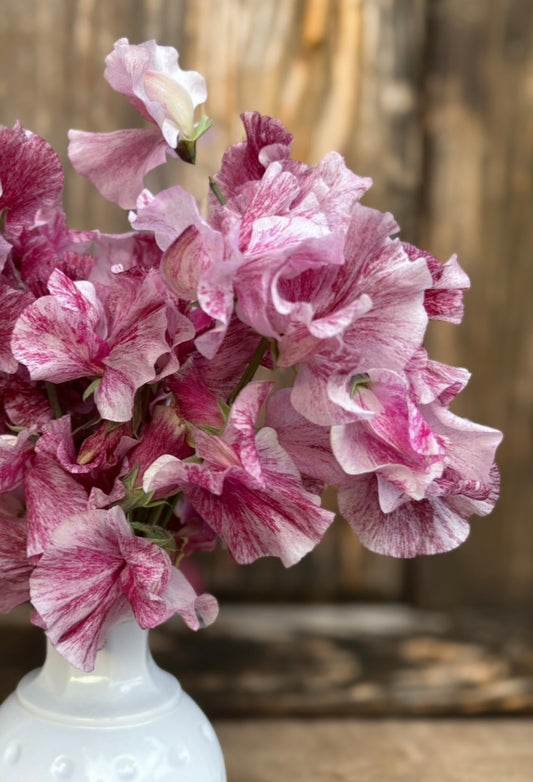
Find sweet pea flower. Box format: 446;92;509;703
144;382;335;567
0;123;63;247
30;505;218;671
11;268;193;422
0;38;504;667
68;38;211;208
330;368;445;499
338;404;502;558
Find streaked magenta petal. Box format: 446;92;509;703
129;405;188;481
167;361;225;430
339;474;470;558
30;507;128;670
0;284;35;373
265;388;346;485
11;291;106;383
0;431;34;492
25;454;88;557
0;124;63;238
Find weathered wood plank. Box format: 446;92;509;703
216;718;533;782
411;0;533;607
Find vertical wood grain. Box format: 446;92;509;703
411;0;533;607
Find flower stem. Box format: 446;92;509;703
45;382;62;419
209;176;226;205
228;337;270;406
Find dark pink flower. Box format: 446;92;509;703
0;124;63;242
0;495;31;611
24;453;88;558
167;360;225;431
0;429;35;492
0;283;35;373
128;404;189;485
211;112;293;204
14;210;98;297
1;372;52;430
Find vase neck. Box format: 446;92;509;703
16;620;181;724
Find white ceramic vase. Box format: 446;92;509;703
0;620;226;781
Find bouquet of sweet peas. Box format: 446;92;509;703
0;39;502;672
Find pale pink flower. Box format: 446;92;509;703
286;208;432;427
330;368;445;499
30;506;218;671
338;404;502;557
406;349;471;406
144;113;371;359
68;38;210;208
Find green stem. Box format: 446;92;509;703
146;502;165;528
228;337;270;406
159;493;181;529
45;382;62;419
209;176;226;206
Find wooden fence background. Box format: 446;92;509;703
0;0;531;608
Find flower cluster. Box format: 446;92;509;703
0;38;501;671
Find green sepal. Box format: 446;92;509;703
350;372;372;395
130;522;178;557
177;138;197;164
82;377;102;402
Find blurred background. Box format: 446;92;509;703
0;0;532;718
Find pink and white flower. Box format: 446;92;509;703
30;505;218;671
338;405;502;557
68;38;210;208
144;382;335;566
11;268;192;421
0;123;63;244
